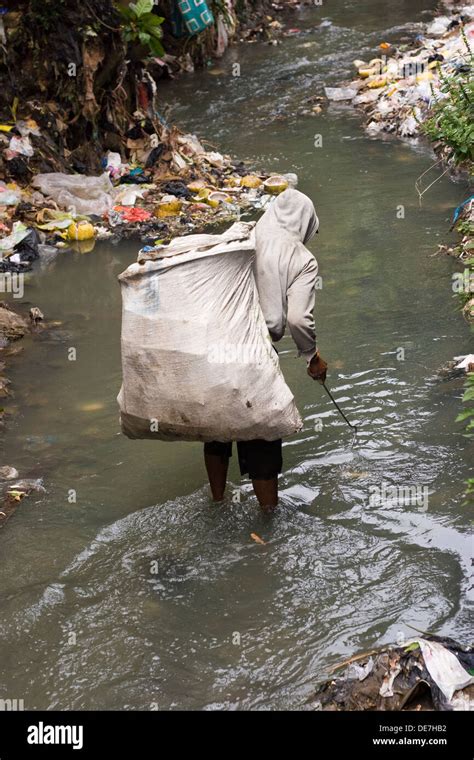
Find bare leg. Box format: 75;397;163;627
252;477;278;513
204;453;229;502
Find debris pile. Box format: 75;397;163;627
0;119;296;271
0;300;51;432
0;466;45;529
310;636;474;711
324;4;474;147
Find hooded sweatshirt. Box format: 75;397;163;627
254;188;319;363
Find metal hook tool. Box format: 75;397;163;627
321;381;358;446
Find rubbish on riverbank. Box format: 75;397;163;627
112;206;152;223
7;135;34;159
454;354;474;371
0;475;45;528
324;85;359;101
1;106;297;273
36;209;76;232
415;638;474;701
263;175;289;194
241;175;262;188
327;5;474;147
11;227;40;265
67;221;95;241
29;307;44;326
207;190;232;207
113;185;148;206
463;298;474;320
7;478;45;495
0;221;30;253
105;151;128;180
155;195;183;217
344;657;374;682
0;304;28;341
310;635;474;711
95;226;113;240
32;172;114;216
0;466;19;480
0;182;21;206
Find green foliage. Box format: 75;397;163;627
422;30;474;167
117;0;165;57
456;219;474;236
457;371;474;502
456;371;474;435
454;255;474;312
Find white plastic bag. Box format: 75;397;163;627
117;222;302;442
32;172;113;215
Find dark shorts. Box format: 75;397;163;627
204;439;282;480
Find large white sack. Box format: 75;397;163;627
117;222;302;442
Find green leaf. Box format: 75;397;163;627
138;31;151;45
130;0;154;17
140;12;164;25
148;36;165;56
404;642;420;653
456;409;474;422
117;3;134;18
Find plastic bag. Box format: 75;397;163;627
324;86;358;101
0;221;29;252
412;638;474;703
117;222;302;442
32;172;114;215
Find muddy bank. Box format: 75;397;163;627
0;302;47;526
0;301;45;423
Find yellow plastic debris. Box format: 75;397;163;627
416;71;434;82
241;175;262;189
187;179;207;193
367;77;388;89
154;196;182;218
207;191;231;207
67;221;95;241
263;175;289;194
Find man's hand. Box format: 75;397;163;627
307;352;328;383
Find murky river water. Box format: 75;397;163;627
1;0;472;709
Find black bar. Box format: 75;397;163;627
0;710;469;757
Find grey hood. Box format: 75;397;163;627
256;188;319;245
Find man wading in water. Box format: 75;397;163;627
204;188;328;512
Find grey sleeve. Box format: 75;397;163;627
286;255;318;362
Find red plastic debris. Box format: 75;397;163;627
113;206;152;222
